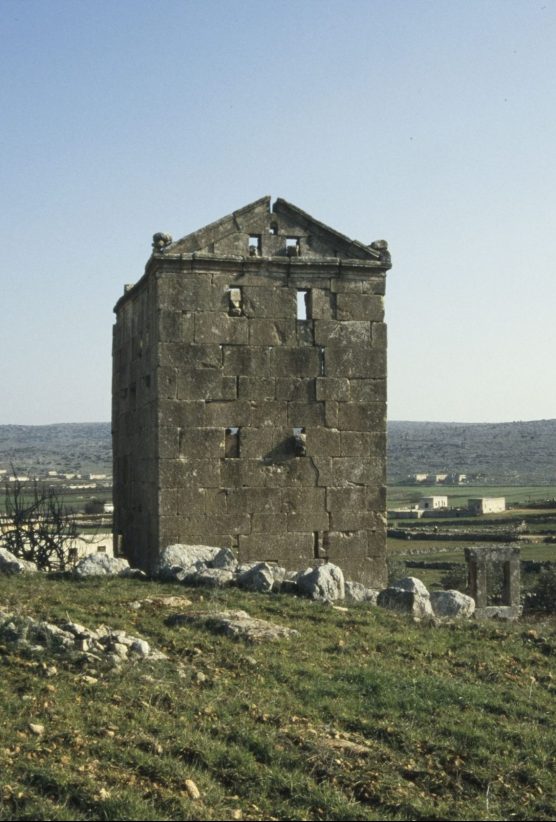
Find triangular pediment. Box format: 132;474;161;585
161;196;389;264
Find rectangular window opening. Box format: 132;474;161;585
249;235;262;256
227;286;242;316
293;427;306;456
286;237;301;257
297;290;310;320
225;427;240;458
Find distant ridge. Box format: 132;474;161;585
388;419;556;483
0;420;555;484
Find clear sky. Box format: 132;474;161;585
1;0;554;424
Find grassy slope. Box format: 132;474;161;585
0;575;555;822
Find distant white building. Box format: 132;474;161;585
411;473;429;483
418;495;449;511
468;497;506;515
89;473;107;481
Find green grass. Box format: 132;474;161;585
388;485;556;508
1;575;555;821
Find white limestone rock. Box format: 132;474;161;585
297;563;345;602
237;562;285;593
158;544;237;580
74;554;131;578
344;581;380;604
169;609;299;643
0;548;38;575
377;585;434;619
430;590;475;619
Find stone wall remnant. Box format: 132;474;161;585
112;197;391;586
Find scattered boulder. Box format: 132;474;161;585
158;544;237;581
0;548;38;575
297;563;345;602
237;562;285;593
344;581;379;605
430;590;476;619
191;568;236;588
377;577;434;619
168;609;299;643
74;554;131;578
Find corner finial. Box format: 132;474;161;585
152;232;173;252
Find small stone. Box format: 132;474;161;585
130;639;150;657
185;778;201;800
195;671;207;684
28;723;44;736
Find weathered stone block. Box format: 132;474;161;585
176;487;206;515
315;377;350;401
158;310;195;342
325;348;386;379
242;286;297;318
226;487;281;514
314;320;371;347
296;321;314;346
157;400;205;428
204;401;252;427
159;426;179;459
251;513;288;533
249;402;288;427
237;377;275;401
159;458;220;488
337;403;386;432
313;456;384;488
179;428;225;459
249;318;296;346
223;346;271;376
238;532;314;565
177;514;250;536
336;294;384;321
281;487;326;513
195;313;249;345
310;288;334;319
372;322;387;348
348;379;386;404
275;378;316;402
239;458;318;488
236;427;274;459
287;402;325;426
177;370;237;402
329;509;386;534
287;512;329;531
305;428;341;457
157;366;177;400
270;348;321;378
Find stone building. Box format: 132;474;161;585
112;196;391;586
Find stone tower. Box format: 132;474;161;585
112;196;391;586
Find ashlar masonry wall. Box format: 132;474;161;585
113;197;390;587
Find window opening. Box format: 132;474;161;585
286;237;301;257
269;223;278;235
225;427;240;458
297;290;310;320
227;286;242;316
293;427;307;456
249;235;262;256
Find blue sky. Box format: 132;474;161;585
1;0;554;424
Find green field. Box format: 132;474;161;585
388;484;556;508
1;574;555;821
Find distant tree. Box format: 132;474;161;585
1;472;80;571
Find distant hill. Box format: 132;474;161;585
0;423;112;476
388;419;556;484
0;419;554;484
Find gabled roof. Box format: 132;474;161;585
159;196;390;264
